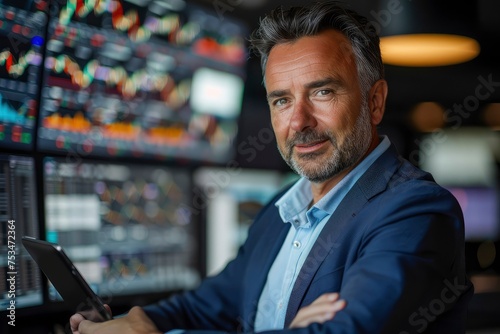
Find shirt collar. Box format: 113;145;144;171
276;136;391;228
275;177;312;229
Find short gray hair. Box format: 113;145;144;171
249;1;384;96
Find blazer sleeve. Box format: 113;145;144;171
320;180;469;333
142;188;288;333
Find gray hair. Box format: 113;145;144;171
249;1;384;96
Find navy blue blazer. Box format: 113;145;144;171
143;145;473;334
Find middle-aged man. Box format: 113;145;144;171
71;1;473;333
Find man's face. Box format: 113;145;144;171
265;29;374;183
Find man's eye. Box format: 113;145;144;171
274;98;288;106
317;89;331;96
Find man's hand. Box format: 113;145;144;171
289;293;346;328
70;304;112;333
70;306;161;334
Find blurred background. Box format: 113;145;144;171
0;0;498;333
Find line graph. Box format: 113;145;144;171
57;0;183;43
58;0;107;26
45;54;191;102
0;94;35;145
54;0;245;63
0;48;43;78
0;94;36;125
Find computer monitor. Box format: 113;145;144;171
194;168;296;275
419;127;500;241
0;0;48;151
37;0;247;163
43;157;200;303
0;154;43;309
446;187;499;241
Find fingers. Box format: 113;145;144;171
103;304;112;319
289;293;347;329
79;306;161;334
70;304;112;333
104;304;112;316
70;313;86;334
313;292;340;304
77;319;100;334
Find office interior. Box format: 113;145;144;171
0;0;499;333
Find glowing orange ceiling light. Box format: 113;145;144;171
375;0;480;67
380;34;480;67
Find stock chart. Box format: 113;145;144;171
43;156;200;298
37;0;247;162
0;0;48;150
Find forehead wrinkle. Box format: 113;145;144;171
268;48;352;80
268;51;320;77
267;58;337;91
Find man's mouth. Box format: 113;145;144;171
294;139;329;154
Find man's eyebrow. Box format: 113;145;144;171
305;77;343;89
266;89;290;101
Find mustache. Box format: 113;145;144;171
286;130;335;149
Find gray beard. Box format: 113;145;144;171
279;103;373;183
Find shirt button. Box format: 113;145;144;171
293;240;301;248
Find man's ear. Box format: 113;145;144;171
368;79;388;126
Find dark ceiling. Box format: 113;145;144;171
194;0;500;118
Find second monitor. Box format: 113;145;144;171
42;157;201;304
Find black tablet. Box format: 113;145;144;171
22;236;112;322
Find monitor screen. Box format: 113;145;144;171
0;0;48;151
446;187;499;241
37;0;247;163
194;168;295;275
0;155;43;309
418;128;499;187
43;157;200;301
418;128;500;241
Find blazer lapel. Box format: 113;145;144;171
284;145;402;326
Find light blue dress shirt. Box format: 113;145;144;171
253;136;390;332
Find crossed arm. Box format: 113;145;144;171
70;293;346;334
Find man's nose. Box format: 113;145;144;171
289;99;317;133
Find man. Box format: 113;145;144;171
71;1;472;333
